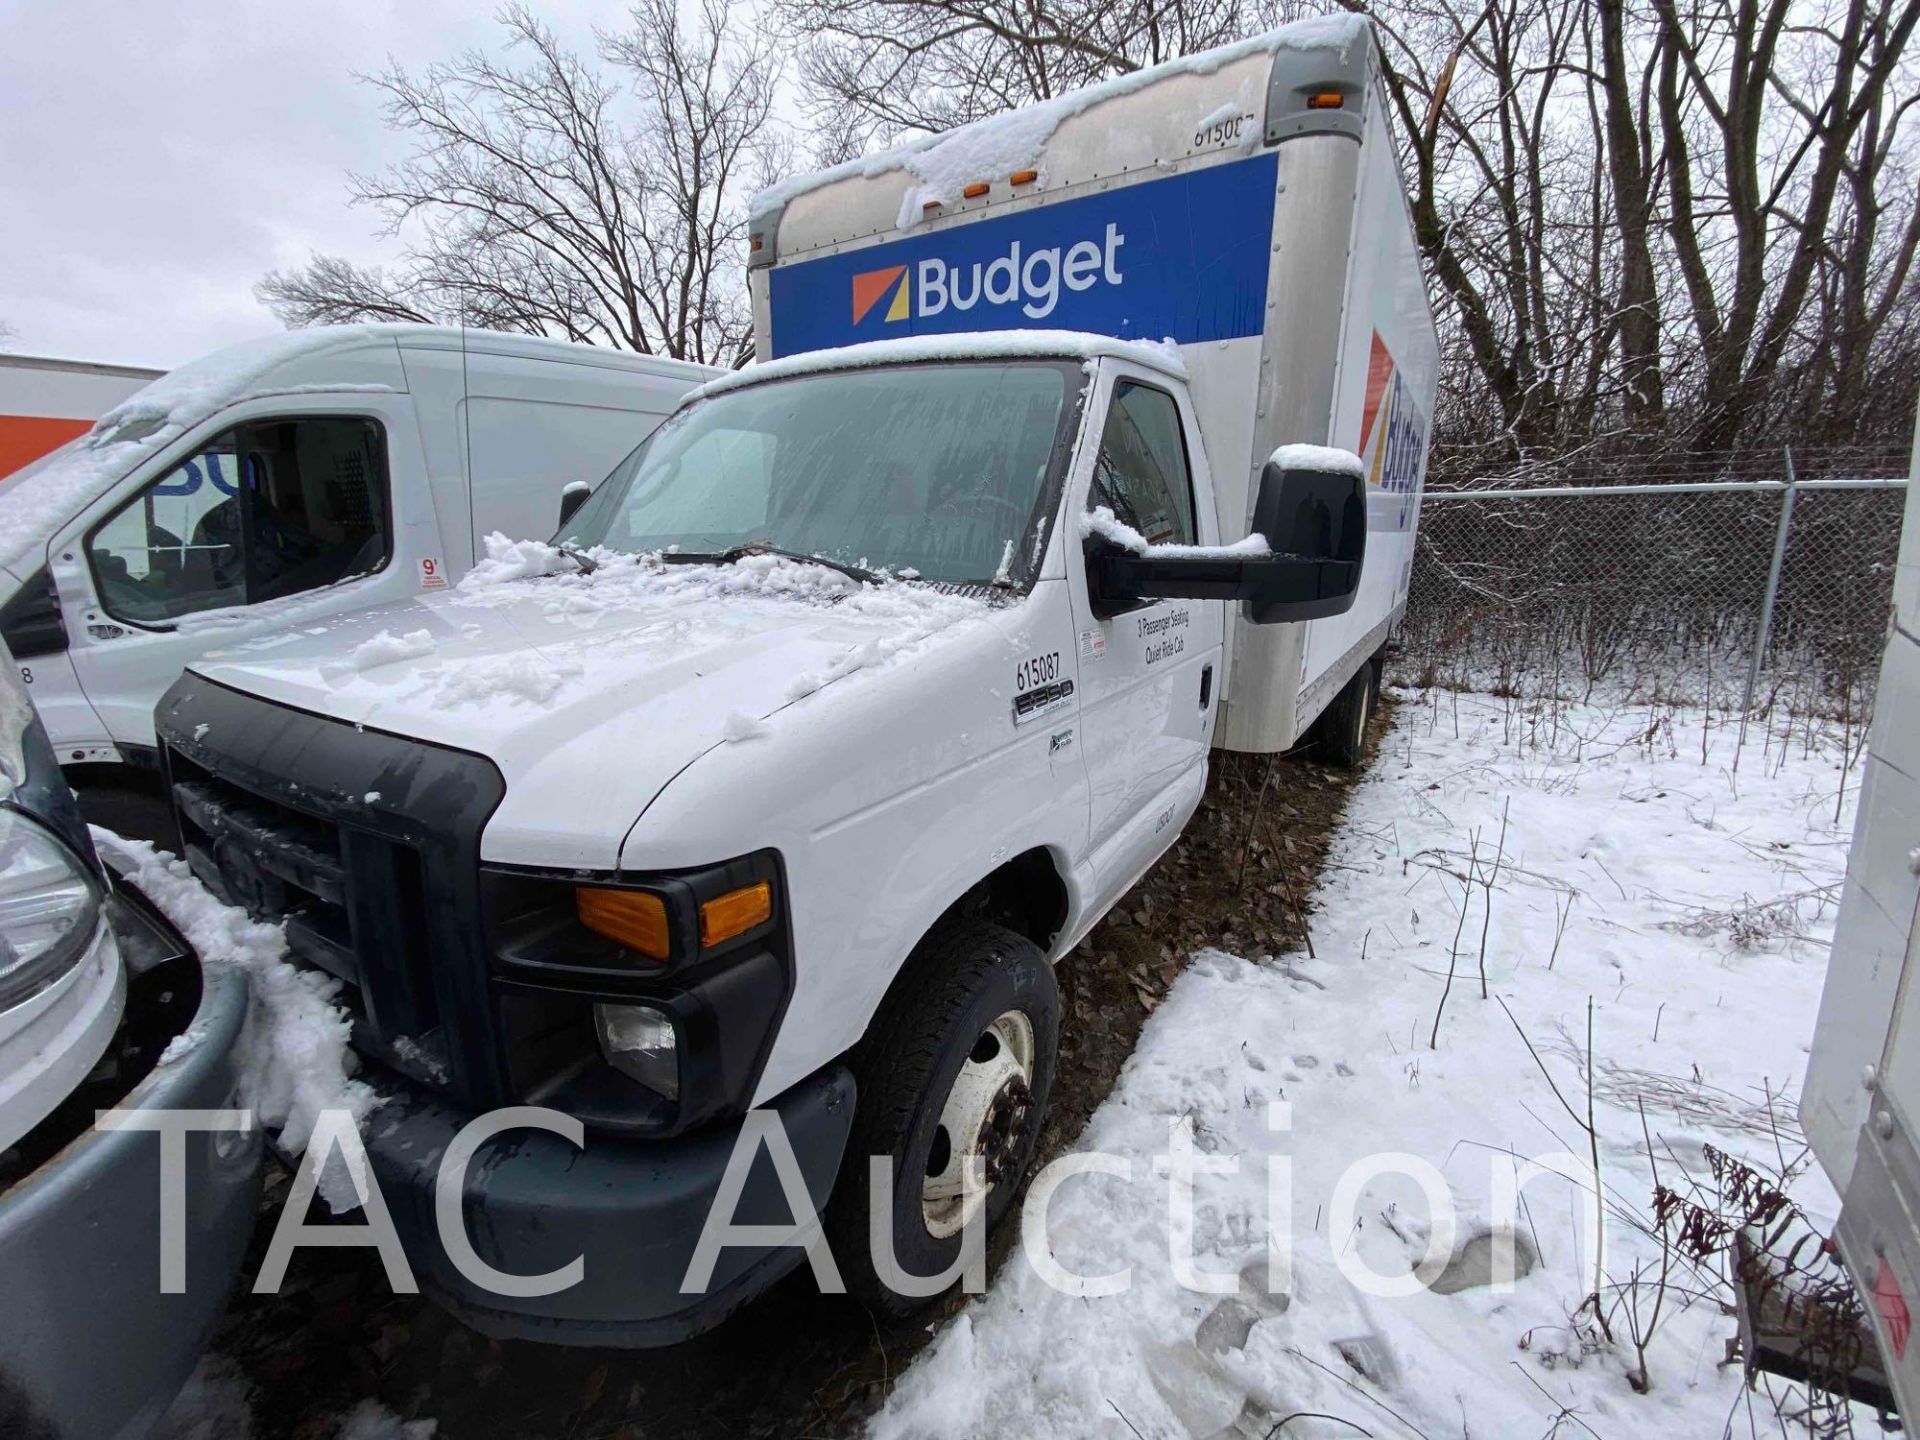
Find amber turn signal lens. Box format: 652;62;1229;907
700;882;773;947
962;182;990;199
577;887;671;960
1009;169;1038;185
1306;92;1345;109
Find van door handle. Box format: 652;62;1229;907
1200;663;1213;710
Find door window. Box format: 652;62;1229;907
1087;381;1196;547
86;417;391;625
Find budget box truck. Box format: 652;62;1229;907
1797;400;1920;1410
0;324;718;837
150;16;1437;1344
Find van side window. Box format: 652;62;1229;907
87;417;391;626
1088;381;1195;546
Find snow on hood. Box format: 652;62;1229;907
0;329;398;577
748;16;1370;229
185;535;996;867
688;330;1186;403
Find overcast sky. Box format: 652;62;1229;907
0;1;622;370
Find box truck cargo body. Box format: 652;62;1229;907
0;324;717;822
151;18;1437;1345
0;353;164;479
747;13;1438;751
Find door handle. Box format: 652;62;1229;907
1199;663;1214;710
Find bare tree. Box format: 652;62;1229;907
258;1;784;366
778;0;1282;154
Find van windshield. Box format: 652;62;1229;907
558;361;1080;588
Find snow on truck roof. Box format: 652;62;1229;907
685;331;1188;402
748;15;1371;229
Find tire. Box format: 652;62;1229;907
1318;660;1378;768
826;920;1059;1314
70;773;178;849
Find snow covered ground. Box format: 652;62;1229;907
875;689;1863;1439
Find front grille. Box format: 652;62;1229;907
171;753;452;1090
156;675;508;1108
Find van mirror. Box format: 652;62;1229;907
1083;459;1366;624
558;481;593;529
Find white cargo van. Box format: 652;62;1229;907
1798;401;1920;1409
0;324;717;831
152;17;1435;1344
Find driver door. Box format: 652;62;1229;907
1065;364;1227;899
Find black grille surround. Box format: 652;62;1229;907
158;673;508;1108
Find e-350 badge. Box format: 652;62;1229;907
1013;678;1075;726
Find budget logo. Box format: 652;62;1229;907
1357;333;1428;529
851;265;911;325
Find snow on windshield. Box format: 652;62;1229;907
560;361;1078;589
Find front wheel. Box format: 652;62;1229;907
826;921;1059;1314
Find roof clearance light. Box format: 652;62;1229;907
922;200;943;213
1307;92;1345;109
963;182;990;199
700;882;773;948
1009;169;1038;186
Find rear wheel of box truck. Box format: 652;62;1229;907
1317;660;1380;768
827;921;1059;1313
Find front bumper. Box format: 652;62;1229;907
0;926;261;1440
363;1061;856;1347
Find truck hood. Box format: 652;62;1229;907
182;541;996;867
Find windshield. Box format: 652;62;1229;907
559;361;1080;587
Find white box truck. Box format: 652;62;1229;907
1798;403;1920;1409
149;16;1435;1344
0;324;717;834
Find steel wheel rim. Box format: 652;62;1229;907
921;1009;1035;1239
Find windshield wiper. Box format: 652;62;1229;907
662;542;875;585
556;543;599;575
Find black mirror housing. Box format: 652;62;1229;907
1082;456;1368;624
557;482;592;529
1244;456;1367;622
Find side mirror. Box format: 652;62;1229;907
558;481;593;529
1083;453;1367;624
1243;453;1367;623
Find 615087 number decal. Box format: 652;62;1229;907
1015;652;1060;690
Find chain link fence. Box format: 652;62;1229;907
1395;457;1908;725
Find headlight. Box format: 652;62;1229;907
593;1002;679;1099
0;806;102;1010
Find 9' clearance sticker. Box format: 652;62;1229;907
419;557;448;591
